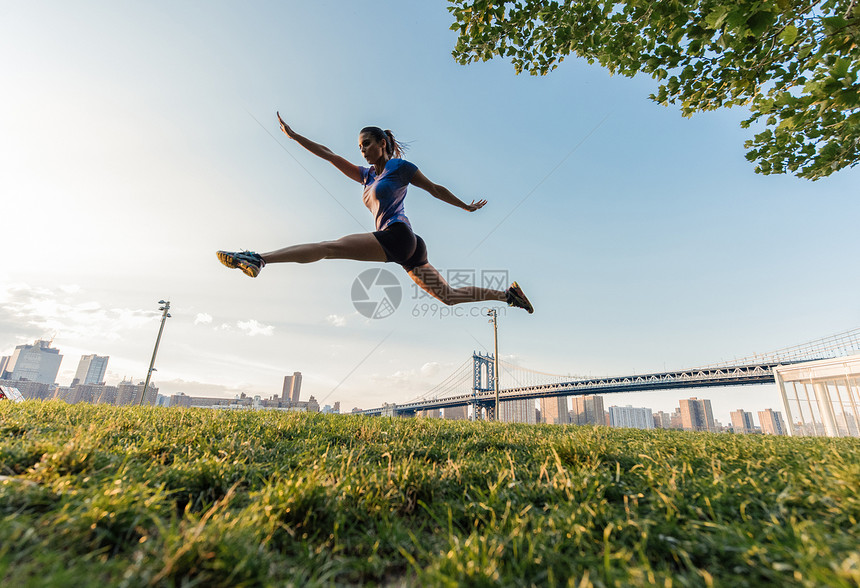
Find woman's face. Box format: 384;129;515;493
359;132;386;164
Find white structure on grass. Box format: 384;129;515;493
774;354;860;437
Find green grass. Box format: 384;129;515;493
1;401;858;587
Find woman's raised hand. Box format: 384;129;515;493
465;199;488;212
277;112;296;138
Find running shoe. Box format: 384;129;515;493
506;281;534;314
216;250;266;278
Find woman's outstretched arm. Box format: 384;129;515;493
410;169;487;212
277;112;363;183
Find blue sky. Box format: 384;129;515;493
2;1;858;422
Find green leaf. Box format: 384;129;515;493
704;7;730;30
779;25;798;46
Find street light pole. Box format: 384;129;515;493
487;309;500;421
139;300;171;407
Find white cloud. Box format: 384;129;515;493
326;314;346;327
194;313;213;325
420;362;441;377
236;319;274;337
0;283;158;344
366;360;466;399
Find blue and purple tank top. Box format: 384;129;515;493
359;158;418;231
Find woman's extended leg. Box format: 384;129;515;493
407;263;506;305
217;233;387;277
261;233;387;264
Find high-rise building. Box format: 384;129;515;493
570;395;605;425
72;355;109;386
443;405;468;420
5;340;63;385
730;409;756;434
653;411;674;429
679;397;715;432
282;372;303;403
609;405;654;429
540;396;570;424
59;383;118;405
499;398;537;424
115;380;158;406
758;409;788;436
0;356;9;379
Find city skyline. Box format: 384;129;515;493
0;335;849;424
2;338;795;427
3;2;859;419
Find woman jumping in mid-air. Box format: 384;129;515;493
217;113;533;314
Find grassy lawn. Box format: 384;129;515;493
1;400;858;587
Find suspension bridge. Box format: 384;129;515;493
358;328;860;419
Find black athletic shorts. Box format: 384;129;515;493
372;222;428;272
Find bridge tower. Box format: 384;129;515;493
473;352;496;420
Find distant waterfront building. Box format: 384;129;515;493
758;409;788;436
730;409;756;434
72;355;109;386
58;383;118;405
499;398;536;424
679;397;715;432
116;380;158;406
0;378;55;400
322;403;342;415
282;372;303;403
5;340;63;385
443;405;468;420
168;391;320;412
653;410;674;429
540;396;570;424
609;405;654;430
0;356;9;378
713;419;730;433
570;395;605;426
417;408;441;418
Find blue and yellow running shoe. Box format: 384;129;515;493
216;250;266;278
506;281;534;314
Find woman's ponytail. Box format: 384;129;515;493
361;126;408;159
384;130;406;159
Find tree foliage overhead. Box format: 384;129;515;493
448;0;860;180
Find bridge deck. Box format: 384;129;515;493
361;362;785;416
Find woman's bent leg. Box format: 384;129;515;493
408;263;506;305
261;233;387;264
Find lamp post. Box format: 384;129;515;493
139;300;171;406
487;309;500;421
